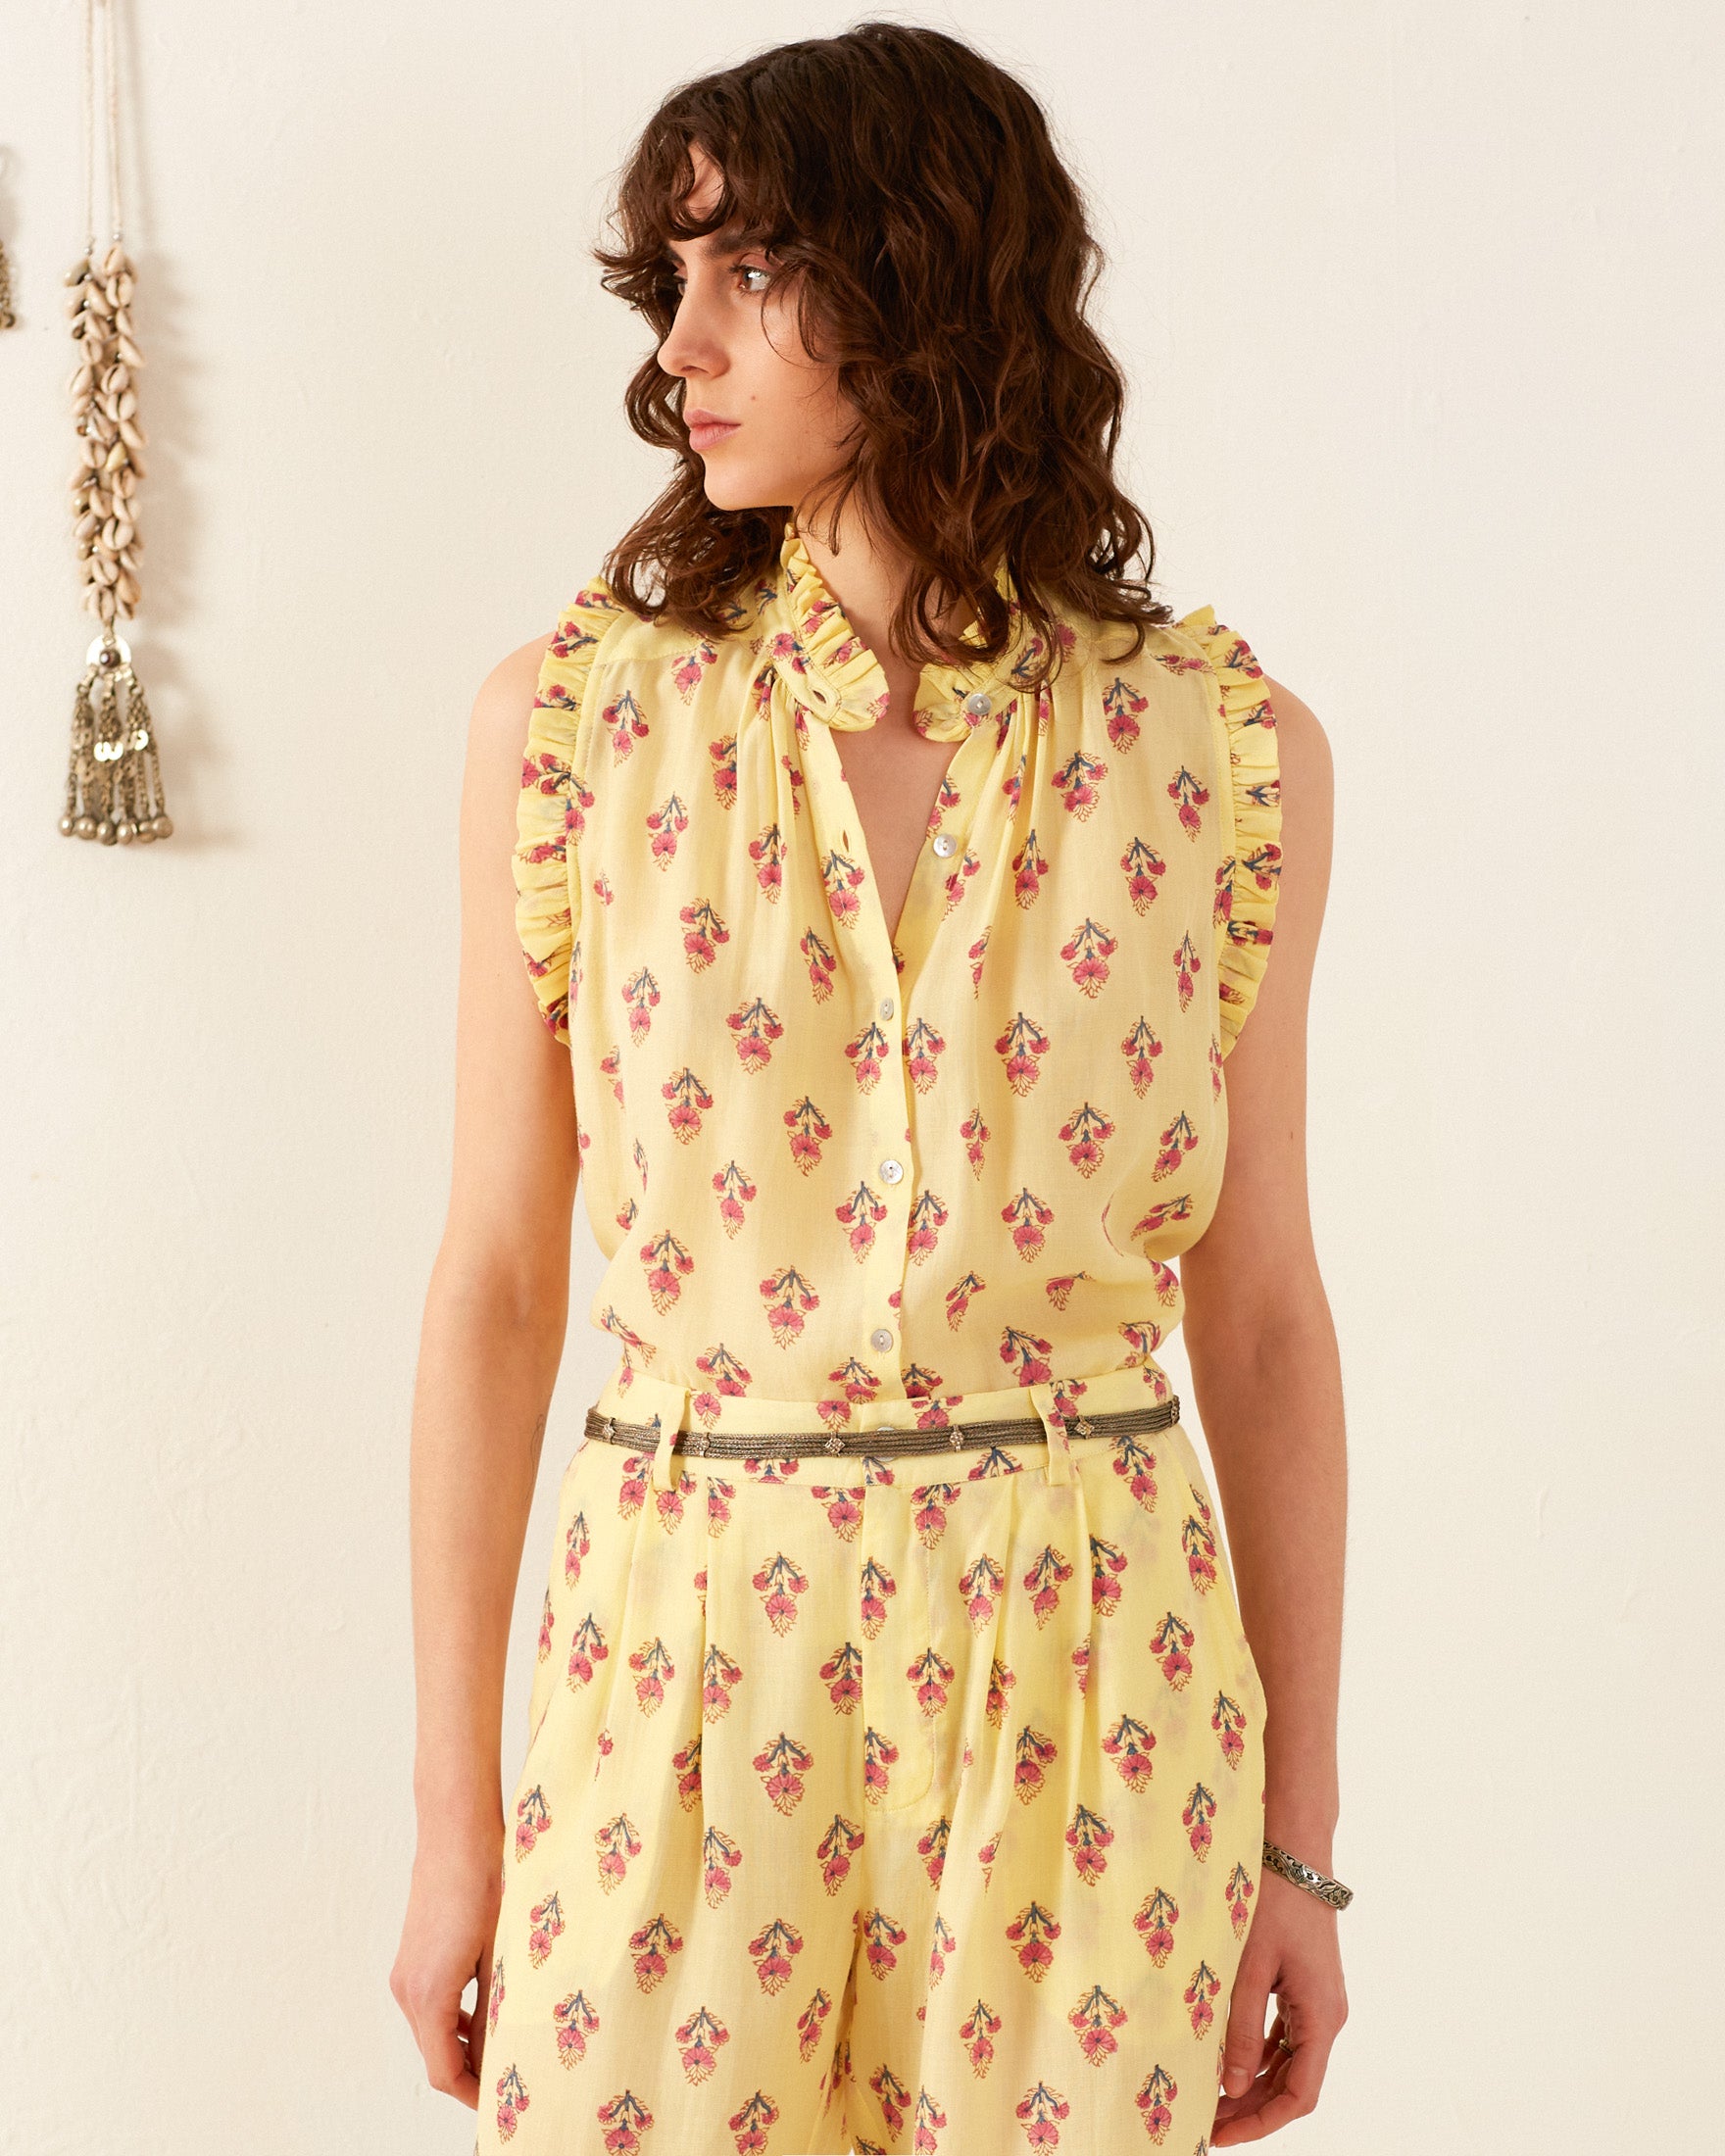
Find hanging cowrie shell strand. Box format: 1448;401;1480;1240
62;0;172;844
66;244;148;626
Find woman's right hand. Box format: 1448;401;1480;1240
390;1814;505;2110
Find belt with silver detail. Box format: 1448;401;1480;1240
581;1395;1180;1461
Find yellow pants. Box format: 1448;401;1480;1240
476;1365;1266;2154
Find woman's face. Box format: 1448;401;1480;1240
656;144;854;518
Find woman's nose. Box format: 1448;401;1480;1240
659;302;721;379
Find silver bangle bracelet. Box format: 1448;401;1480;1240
1262;1837;1354;1910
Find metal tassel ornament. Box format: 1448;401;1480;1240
63;0;172;845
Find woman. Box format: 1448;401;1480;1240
392;24;1348;2153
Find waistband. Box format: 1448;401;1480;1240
586;1357;1181;1493
584;1394;1180;1460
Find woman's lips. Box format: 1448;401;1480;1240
689;419;741;451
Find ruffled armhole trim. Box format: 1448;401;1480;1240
1174;605;1283;1058
514;575;626;1045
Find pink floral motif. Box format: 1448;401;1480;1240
646;789;689;866
1053;746;1109;819
527;1889;565;1968
702;1642;742;1723
1006;1897;1061;1980
596;2087;654;2154
995;1010;1050;1096
815;1813;864;1896
801;925;837;998
1069;1983;1127;2065
595;1811;643;1894
553;1987;599;2068
1184;1958;1222;2038
708;730;738;808
727;995;783;1070
961;1996;1000;2078
752;1731;814;1815
1006;823;1045;907
675;2003;729;2084
782;1100;831;1177
1102;672;1148;748
903;1016;946;1092
1064;1802;1114;1884
1059;916;1117;997
1013;1724;1059;1803
749;820;787;900
1168;762;1210;838
960;1103;991;1174
627;1911;682;1991
748;1915;804;1995
752;1551;809;1635
821;846;866;927
760;1264;819;1348
663;1065;715;1145
1104;1712;1158;1791
796;1986;834;2061
1001;1187;1055;1263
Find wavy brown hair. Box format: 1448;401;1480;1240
590;20;1171;687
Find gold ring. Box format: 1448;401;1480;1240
1277;2035;1296;2055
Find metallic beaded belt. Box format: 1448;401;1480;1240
582;1395;1180;1462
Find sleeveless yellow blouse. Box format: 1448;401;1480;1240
514;523;1280;1434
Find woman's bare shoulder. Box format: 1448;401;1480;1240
471;629;559;746
1262;673;1331;792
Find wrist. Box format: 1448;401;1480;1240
1262;1799;1339;1874
414;1762;504;1839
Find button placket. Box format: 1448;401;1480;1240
886;710;996;996
799;719;917;1392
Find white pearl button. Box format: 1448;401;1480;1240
879;997;894;1019
932;831;957;858
879;1156;904;1184
870;1326;894;1350
963;691;992;716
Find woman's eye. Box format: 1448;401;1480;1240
664;262;773;302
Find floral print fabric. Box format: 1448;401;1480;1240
512;520;1281;1431
476;1398;1267;2153
488;521;1284;2149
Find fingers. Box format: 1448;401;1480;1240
393;1966;485;2111
1212;2021;1336;2143
1219;1948;1275;2098
425;2012;481;2110
1212;1973;1349;2145
1211;2009;1294;2144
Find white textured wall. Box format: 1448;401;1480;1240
3;3;1720;2149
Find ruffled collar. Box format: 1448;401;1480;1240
762;520;1046;744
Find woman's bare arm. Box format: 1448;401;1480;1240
1180;675;1349;2143
391;629;582;2109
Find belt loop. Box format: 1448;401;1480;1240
1029;1383;1073;1486
648;1387;690;1493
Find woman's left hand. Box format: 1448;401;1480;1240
1209;1868;1349;2143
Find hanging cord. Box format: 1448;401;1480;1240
83;0;124;249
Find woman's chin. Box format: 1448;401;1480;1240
695;456;805;516
700;477;769;513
